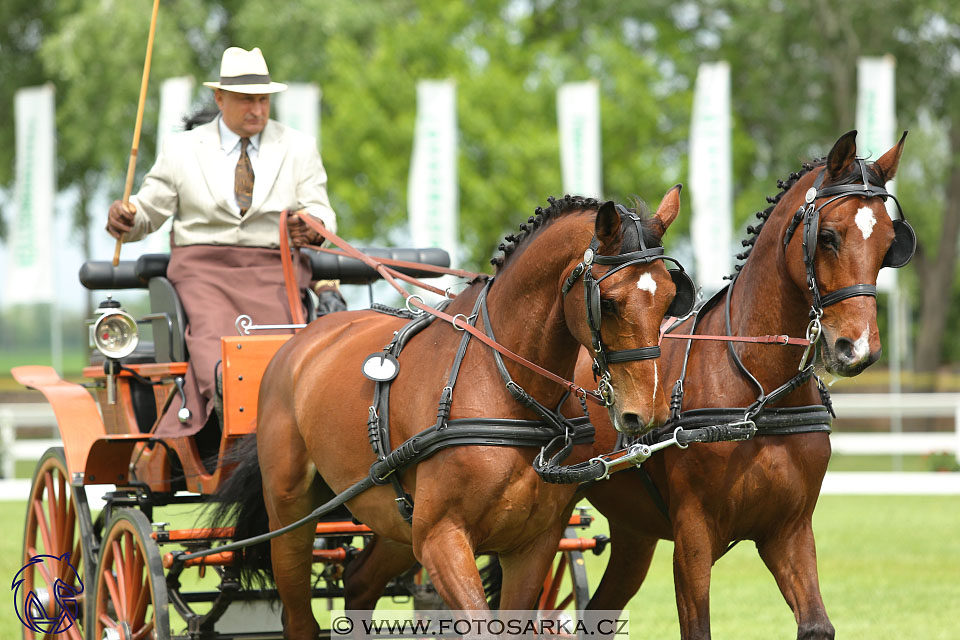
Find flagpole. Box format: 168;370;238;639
113;0;160;266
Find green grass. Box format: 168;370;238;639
3;495;959;638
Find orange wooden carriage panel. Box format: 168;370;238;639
221;335;291;436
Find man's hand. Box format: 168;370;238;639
288;210;324;247
106;200;136;239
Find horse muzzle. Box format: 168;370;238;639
820;331;881;377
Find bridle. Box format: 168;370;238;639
782;158;916;367
561;204;695;406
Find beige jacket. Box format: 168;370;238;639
127;118;336;248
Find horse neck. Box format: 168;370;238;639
719;180;818;396
484;215;591;405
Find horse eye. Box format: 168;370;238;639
600;298;618;315
818;230;839;250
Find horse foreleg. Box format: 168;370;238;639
416;525;489;611
587;528;658;612
343;535;417;610
757;519;835;640
672;512;718;640
497;530;566;611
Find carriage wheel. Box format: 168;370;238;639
20;447;93;640
537;528;590;615
92;508;170;640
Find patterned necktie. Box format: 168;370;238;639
235;137;254;216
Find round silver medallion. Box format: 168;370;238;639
584;248;595;265
805;187;817;203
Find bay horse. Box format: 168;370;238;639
579;131;912;639
215;190;688;639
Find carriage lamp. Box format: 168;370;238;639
91;297;140;405
92;297;140;360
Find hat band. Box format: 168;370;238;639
220;73;271;86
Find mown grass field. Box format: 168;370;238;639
2;494;958;638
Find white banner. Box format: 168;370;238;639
7;85;56;304
856;55;897;292
557;81;602;198
276;83;321;144
408;80;458;266
689;61;733;294
157;76;195;155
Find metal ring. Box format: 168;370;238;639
405;295;425;316
451;313;468;331
599;377;616;407
673;426;688;449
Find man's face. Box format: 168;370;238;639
215;89;270;138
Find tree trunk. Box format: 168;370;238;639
913;125;960;380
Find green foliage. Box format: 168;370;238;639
2;0;959;360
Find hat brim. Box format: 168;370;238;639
203;81;288;94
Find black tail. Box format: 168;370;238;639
202;434;273;588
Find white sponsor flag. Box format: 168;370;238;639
689;61;733;294
276;83;321;144
7;85;56;304
157;76;195;154
408;80;458;267
146;77;195;254
856;55;897;292
557;81;602;198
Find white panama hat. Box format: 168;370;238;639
203;47;287;94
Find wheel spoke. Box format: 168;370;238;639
132;618;155;640
124;531;139;620
56;470;68;552
103;563;126;622
44;472;60;552
112;538;129;620
33;498;54;555
132;576;150;633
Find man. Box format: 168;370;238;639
106;46;336;438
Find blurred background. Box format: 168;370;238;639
1;0;959;475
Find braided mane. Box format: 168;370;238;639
728;160;821;279
490;195;657;273
731;155;888;279
490;195;600;271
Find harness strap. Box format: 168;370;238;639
278;211;306;326
294;211;607;406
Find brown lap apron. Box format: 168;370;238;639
155;245;310;437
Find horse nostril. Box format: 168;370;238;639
834;337;857;363
620;412;643;434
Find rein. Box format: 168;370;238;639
280;210;607;406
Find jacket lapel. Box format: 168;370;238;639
194;119;235;215
250;120;288;212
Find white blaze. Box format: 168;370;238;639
853;327;871;361
636;273;657;295
855;206;877;240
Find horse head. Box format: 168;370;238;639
563;186;690;435
781;130;912;376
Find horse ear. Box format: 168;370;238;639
651;184;682;236
826;130;858;180
873;131;908;183
595;200;621;245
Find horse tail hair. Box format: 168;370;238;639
202;434;274;588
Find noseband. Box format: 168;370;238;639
561;205;694;406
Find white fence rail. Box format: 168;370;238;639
1;395;959;497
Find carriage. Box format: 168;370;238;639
14;247;605;640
